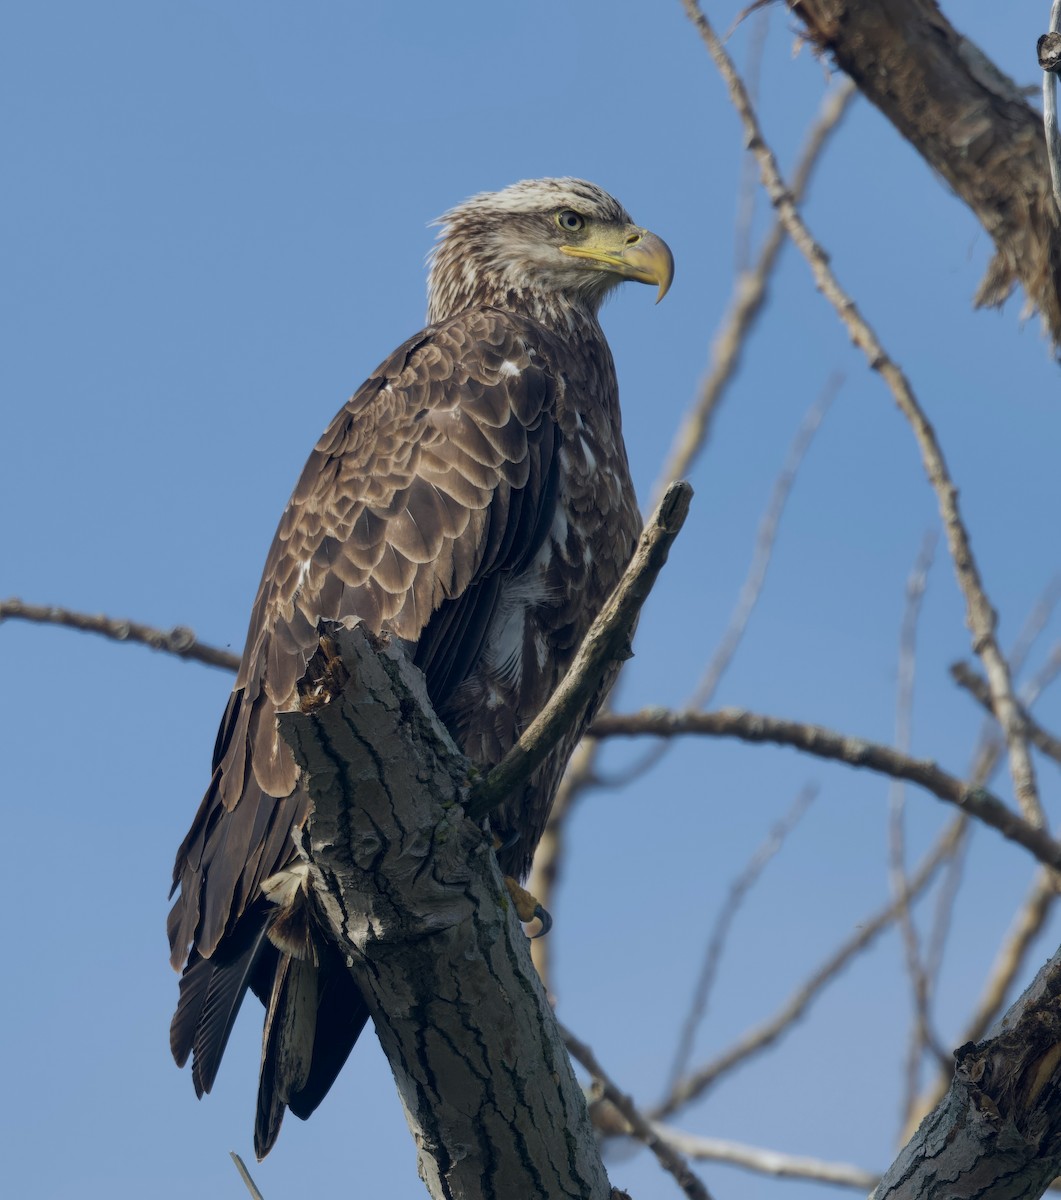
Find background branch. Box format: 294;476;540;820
873;944;1061;1199
792;0;1061;347
681;0;1045;833
0;597;240;672
589;707;1061;869
652;815;965;1122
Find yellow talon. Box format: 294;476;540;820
503;876;552;937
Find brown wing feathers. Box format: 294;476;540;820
169;310;561;1153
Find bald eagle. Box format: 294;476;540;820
168;178;673;1157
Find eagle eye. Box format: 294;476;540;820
555;209;585;233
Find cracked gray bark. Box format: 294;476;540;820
277;624;613;1200
872;944;1061;1199
790;0;1061;350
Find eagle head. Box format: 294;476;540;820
427;177;673;325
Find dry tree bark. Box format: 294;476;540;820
872;944;1061;1199
271;484;693;1200
789;0;1061;349
279;624;614;1200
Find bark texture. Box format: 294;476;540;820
277;624;612;1200
872;945;1061;1199
792;0;1061;349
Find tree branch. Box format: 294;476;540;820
952;661;1061;769
791;0;1061;349
902;865;1059;1145
466;481;692;822
665;784;818;1095
652;816;965;1121
872;944;1061;1199
588;708;1061;869
280;624;614;1200
0;597;240;672
648;1125;879;1191
681;0;1045;833
530;80;855;981
563;1025;716;1200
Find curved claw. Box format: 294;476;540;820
530;904;552;939
503;875;553;937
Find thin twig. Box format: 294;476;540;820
951;661;1061;768
588;708;1061;869
1025;640;1061;700
903;863;1059;1144
691;378;838;713
467;482;693;820
230;1152;265;1200
680;0;1044;831
526;746;584;990
535;78;856;978
734;7;771;274
652;78;856;506
665;784;817;1095
0;597;241;672
651;817;966;1121
1006;577;1061;681
901;588;1061;1141
604;377;838;792
649;1124;879;1191
888;532;950;1130
562;1025;716;1200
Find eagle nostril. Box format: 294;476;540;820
625;230;643;246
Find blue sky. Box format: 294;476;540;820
3;3;1059;1198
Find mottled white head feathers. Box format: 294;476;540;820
426;178;637;326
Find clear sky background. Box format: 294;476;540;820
3;3;1060;1198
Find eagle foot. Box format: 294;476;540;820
298;634;351;712
503;876;552;938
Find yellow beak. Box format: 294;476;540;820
560;226;674;303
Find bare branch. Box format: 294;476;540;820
604;379;837;791
589;707;1061;869
790;0;1061;346
874;945;1061;1199
562;1025;716;1200
665;784;818;1095
903;864;1059;1145
649;1125;879;1192
680;0;1045;831
888;532;950;1128
733;6;771;274
651;79;855;505
467;481;693;822
526;747;583;992
652;817;966;1122
534;80;856;977
1006;578;1061;682
1026;641;1061;701
230;1153;265;1200
692;378;838;713
0;597;240;672
952;661;1061;769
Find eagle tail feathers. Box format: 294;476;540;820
170;914;274;1097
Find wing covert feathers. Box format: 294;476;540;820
169;300;640;1151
